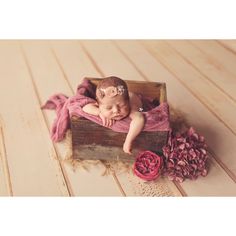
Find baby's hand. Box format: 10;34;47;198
123;141;132;155
99;113;115;127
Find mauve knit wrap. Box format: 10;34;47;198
42;78;170;142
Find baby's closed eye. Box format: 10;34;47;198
119;104;126;108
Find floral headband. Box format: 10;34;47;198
98;85;125;99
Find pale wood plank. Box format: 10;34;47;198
21;40;123;196
191;40;236;78
0;119;12;196
0;41;69;196
81;40;183;196
63;162;125;196
80;40;144;81
49;40;99;91
166;40;236;102
142;40;236;136
115;40;236;196
177;157;236;196
218;40;236;54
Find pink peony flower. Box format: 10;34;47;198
162;127;208;182
133;151;163;181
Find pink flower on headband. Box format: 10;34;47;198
105;86;118;97
100;85;125;98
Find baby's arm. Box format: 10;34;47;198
123;93;144;154
82;103;115;127
123;92;145;154
123;111;145;154
82;103;100;116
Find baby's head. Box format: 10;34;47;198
96;76;130;120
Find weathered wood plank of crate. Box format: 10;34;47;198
71;79;168;162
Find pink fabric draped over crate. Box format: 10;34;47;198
42;78;170;142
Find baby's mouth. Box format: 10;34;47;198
113;113;129;120
113;115;123;120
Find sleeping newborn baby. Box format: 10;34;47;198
82;76;145;154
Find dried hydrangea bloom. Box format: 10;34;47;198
162;127;209;182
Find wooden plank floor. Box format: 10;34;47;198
0;40;235;196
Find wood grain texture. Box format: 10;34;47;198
0;41;69;196
191;40;236;78
166;40;236;102
71;117;168;161
218;40;236;54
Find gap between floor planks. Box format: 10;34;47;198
0;119;13;196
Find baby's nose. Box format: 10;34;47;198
113;105;120;113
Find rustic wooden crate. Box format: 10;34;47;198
71;78;168;162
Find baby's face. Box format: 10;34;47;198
99;95;130;120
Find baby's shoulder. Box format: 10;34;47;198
128;92;142;111
128;91;140;100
